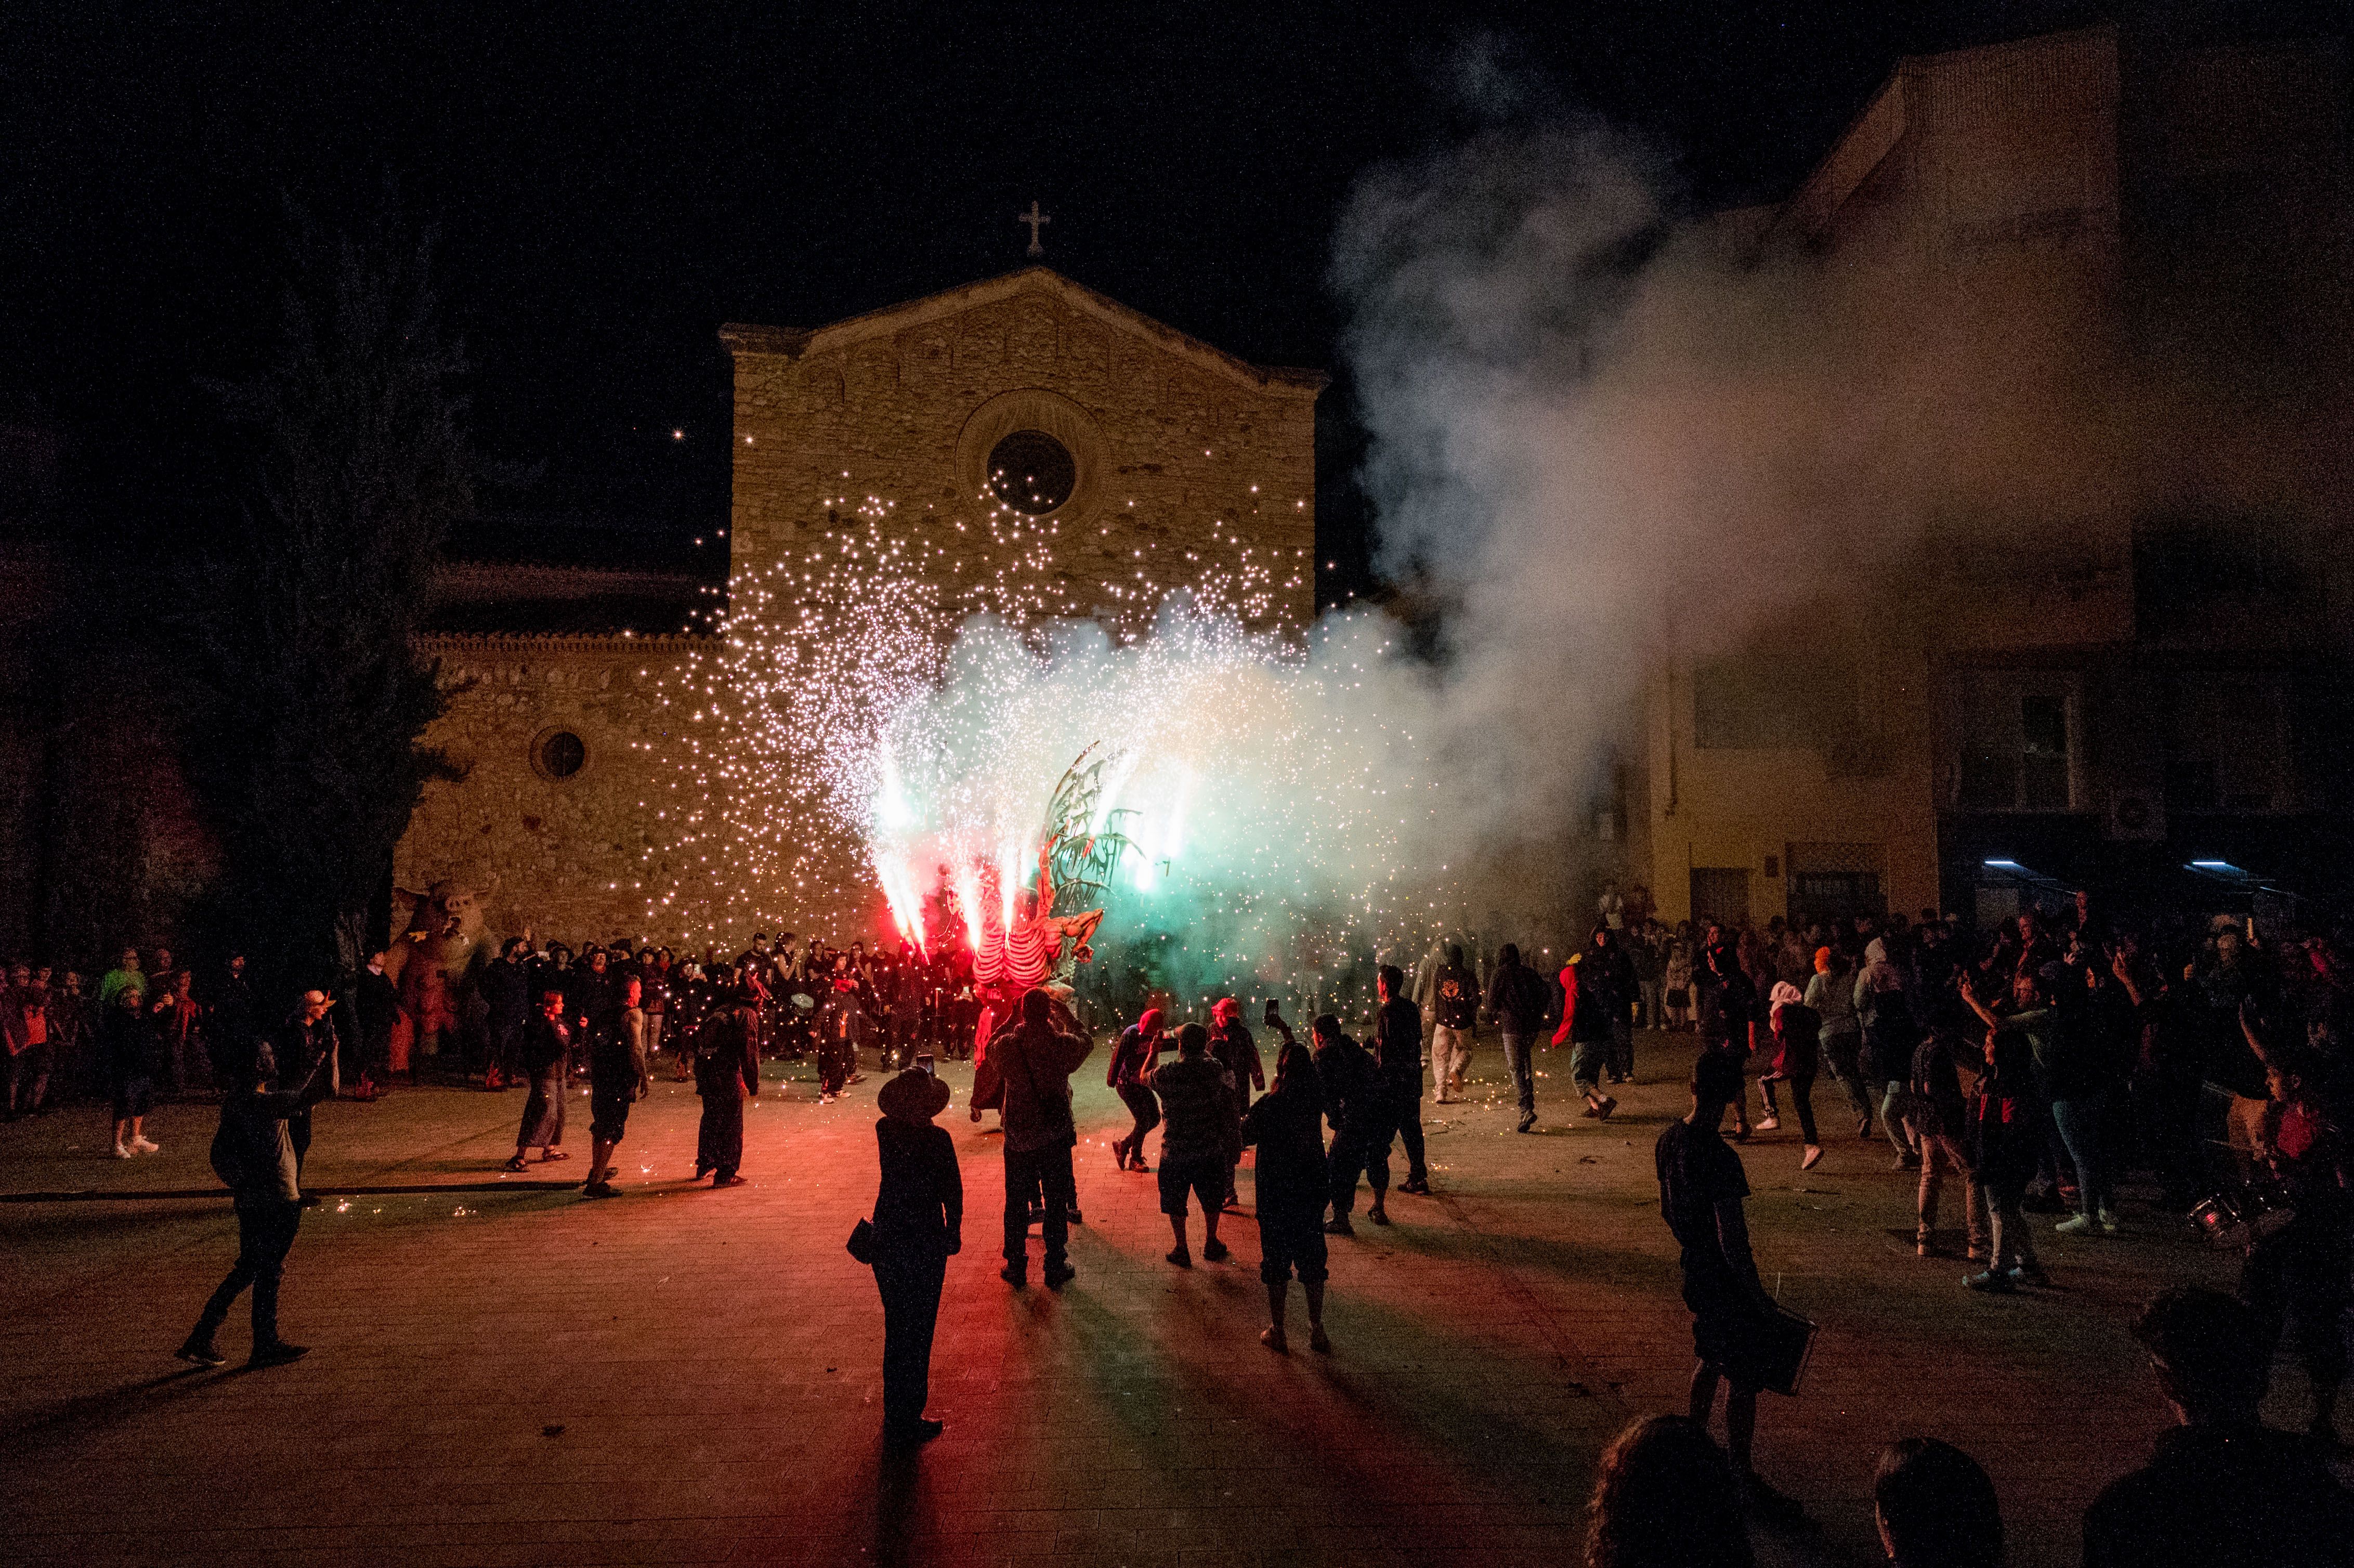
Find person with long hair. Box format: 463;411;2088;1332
1583;1414;1753;1568
1963;1026;2047;1292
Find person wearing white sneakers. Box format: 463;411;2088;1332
101;982;159;1158
1758;983;1825;1171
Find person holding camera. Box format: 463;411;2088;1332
177;1009;338;1368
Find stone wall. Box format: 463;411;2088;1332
724;269;1321;637
395;633;717;949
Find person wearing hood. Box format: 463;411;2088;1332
1758;982;1824;1170
1855;938;1921;1169
1107;1007;1168;1172
1694;936;1757;1141
867;1066;962;1447
1428;945;1479;1105
1485;943;1549;1133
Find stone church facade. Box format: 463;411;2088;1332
393;268;1323;948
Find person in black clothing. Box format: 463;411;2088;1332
583;976;652;1198
1485;943;1548;1132
1241;1038;1331;1353
102;982;160;1158
176;1024;337;1369
1106;1007;1167;1171
271;991;338;1196
1656;1049;1804;1520
1696;939;1759;1141
1874;1438;2002;1568
350;952;400;1096
868;1066;962;1447
1587;926;1640;1086
1370;965;1431;1195
693;989;762;1186
2083;1286;2354;1567
210;954;260;1092
1313;1013;1386;1233
507;989;571;1170
480;938;531;1091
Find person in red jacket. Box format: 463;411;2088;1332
1554;952;1618;1121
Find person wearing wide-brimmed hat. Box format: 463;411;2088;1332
869;1066;962;1446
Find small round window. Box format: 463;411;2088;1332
536;730;586;780
987;429;1076;515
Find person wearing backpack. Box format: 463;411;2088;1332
176;998;337;1369
1485;943;1548;1133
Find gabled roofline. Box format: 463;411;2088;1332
720;266;1327;398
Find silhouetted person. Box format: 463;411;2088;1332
583;976;652;1197
868;1067;961;1447
1583;1414;1754;1568
1151;1022;1235;1267
1241;1037;1330;1352
1658;1050;1804;1520
995;988;1090;1288
693;987;761;1186
1874;1438;2002;1568
1371;964;1430;1194
2083;1286;2354;1567
177;1028;336;1368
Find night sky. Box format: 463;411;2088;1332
10;2;2130;586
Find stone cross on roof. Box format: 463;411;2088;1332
1018;200;1051;257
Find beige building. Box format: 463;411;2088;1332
1634;23;2353;933
393;268;1323;945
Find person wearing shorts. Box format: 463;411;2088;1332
1657;1049;1802;1520
1148;1023;1236;1269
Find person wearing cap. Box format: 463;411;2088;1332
868;1066;962;1446
506;988;572;1172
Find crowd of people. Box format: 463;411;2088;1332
14;878;2353;1558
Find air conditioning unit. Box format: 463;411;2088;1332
2104;786;2165;841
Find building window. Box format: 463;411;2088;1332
1956;673;2076;812
1692;651;1858;750
2165;674;2289;813
987;429;1076;515
533;729;586;781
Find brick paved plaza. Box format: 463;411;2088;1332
1;1031;2323;1566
